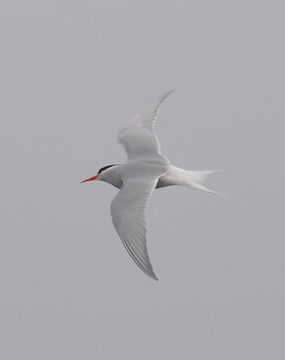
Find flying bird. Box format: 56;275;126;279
81;90;220;280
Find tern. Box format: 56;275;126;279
81;90;220;280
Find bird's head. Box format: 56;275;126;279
81;165;117;183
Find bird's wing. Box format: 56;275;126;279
117;90;174;161
111;175;162;280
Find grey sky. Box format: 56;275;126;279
0;1;284;359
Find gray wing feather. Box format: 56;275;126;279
111;177;160;280
111;91;173;279
118;90;174;161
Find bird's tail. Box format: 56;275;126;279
185;169;222;195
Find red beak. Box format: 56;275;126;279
80;175;99;183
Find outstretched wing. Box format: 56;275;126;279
111;176;160;280
118;90;174;161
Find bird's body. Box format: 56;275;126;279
82;90;220;280
99;163;219;191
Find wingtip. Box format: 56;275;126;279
157;89;175;100
153;89;175;105
164;89;175;97
141;264;159;281
147;269;159;281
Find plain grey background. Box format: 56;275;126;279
1;1;284;359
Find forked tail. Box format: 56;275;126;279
185;169;222;195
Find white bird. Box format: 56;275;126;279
81;90;220;280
